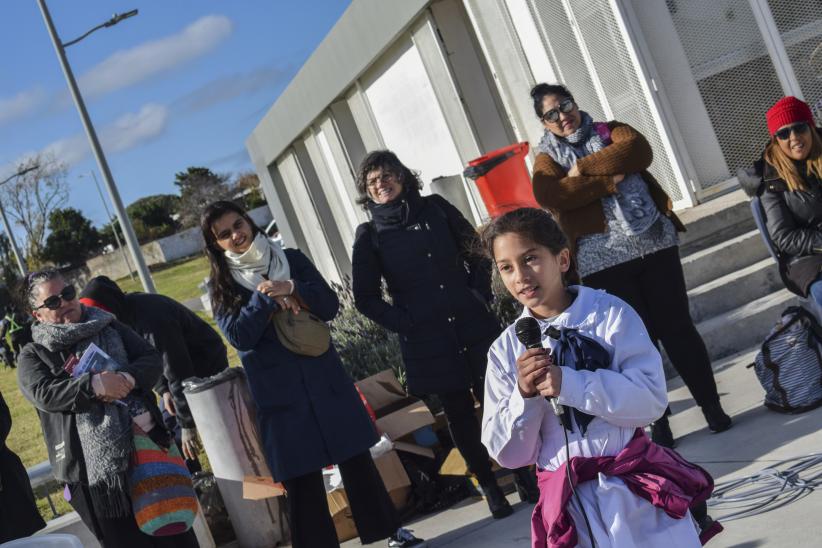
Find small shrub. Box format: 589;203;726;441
330;276;406;384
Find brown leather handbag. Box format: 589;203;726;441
271;307;331;357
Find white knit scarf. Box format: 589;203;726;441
225;232;290;291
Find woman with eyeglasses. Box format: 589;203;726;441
16;270;198;548
530;83;732;448
757;96;822;304
351;150;539;520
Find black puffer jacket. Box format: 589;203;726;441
352;191;501;395
750;131;822;296
80;277;229;429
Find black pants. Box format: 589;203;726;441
282;451;399;548
436;345;498;486
583;246;720;407
68;483;199;548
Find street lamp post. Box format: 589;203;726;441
0;166;37;277
37;0;156;293
81;171;135;281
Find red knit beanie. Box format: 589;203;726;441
766;96;814;136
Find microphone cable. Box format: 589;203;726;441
562;415;597;548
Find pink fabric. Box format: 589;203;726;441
530;429;717;548
593;122;612;145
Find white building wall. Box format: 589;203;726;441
361;39;465;191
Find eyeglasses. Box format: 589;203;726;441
775;122;810;141
366;172;396;188
541;99;576;123
34;284;77;311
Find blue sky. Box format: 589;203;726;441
0;0;350;238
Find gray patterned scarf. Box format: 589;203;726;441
32;305;138;518
538;111;657;235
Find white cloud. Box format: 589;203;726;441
0;88;46;125
39;103;169;167
174;63;292;113
78;15;233;97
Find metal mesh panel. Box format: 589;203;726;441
528;1;606;121
568;0;683;201
662;0;784;188
767;0;822;122
529;0;683;201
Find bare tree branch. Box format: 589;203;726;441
0;152;69;266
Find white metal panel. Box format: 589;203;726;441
316;115;367;227
361;39;464;190
303;128;357;253
624;0;730;191
504;0;558;85
275;151;340;282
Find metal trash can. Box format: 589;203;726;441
184;368;290;547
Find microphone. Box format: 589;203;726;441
514;317;563;416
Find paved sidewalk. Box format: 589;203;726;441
344;348;822;547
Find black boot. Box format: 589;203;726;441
701;402;732;433
481;481;513;519
650;415;676;448
513;467;540;503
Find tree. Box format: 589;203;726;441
42;208;102;267
235;171;266;209
0;234;20;289
126;194;180;243
174;167;232;228
0;153;69;267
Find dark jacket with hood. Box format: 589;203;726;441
79;276;228;429
351;190;501;396
0;389;45;542
16;316;163;484
739;128;822;296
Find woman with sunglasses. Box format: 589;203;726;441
530;83;732;448
16;270;198;548
758;96;822;304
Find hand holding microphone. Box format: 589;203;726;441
515;317;564;416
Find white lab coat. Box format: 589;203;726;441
482;286;702;547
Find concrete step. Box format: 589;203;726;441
688;258;784;323
682;229;770;290
678;189;755;256
697;288;800;361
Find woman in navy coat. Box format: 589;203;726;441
351;151;538;519
201;201;423;548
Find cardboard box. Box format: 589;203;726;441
376;399;435;441
325;449;412;543
356;370;408;412
242;476;285;500
327;489;358;543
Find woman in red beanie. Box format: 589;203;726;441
758;96;822;302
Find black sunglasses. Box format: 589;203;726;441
34;284;77;311
775;122;810;141
542;98;576;123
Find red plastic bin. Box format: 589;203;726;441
463;142;538;218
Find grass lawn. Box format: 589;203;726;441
3;254;235;521
116;254;211;304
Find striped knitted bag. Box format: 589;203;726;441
129;425;198;536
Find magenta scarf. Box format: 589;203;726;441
530;429;720;547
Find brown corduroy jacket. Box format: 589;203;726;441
532;121;685;253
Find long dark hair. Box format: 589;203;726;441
200;200;265;315
479;207;580;285
355;150;423;210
